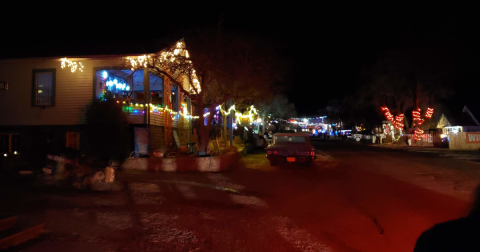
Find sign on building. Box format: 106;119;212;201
466;133;480;143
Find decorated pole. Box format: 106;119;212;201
229;98;234;146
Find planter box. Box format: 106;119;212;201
121;152;241;172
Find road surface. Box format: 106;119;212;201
2;140;479;252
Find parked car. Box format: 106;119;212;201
265;133;316;166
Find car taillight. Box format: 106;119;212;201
273;151;277;154
267;151;272;155
310;151;315;156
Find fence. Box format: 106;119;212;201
403;133;434;143
448;132;480;150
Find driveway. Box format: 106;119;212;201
1;140;479;252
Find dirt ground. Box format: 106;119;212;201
1;140;479;252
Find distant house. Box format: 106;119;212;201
436;106;480;136
0;40;196;161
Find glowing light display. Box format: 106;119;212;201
126;40;201;93
381;107;404;130
61;58;84;73
412;107;434;141
204;104;259;125
124;103;198;119
425;108;434;118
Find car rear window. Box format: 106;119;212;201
275;136;307;143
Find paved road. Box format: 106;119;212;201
2;140;479;252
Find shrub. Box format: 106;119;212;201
85;99;130;163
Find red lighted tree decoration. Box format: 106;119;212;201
381;107;404;130
412;107;434;141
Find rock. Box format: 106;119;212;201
83;171;104;185
93;171;105;182
73;165;92;178
54;171;70;180
83;176;94;186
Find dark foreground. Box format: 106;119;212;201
1;140;479;252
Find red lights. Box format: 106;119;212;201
425;108;434;118
412;108;421;121
381;107;394;121
267;151;272;155
414;128;424;141
310;151;315;156
273;151;277;155
381;107;404;129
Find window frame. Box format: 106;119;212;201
32;68;56;107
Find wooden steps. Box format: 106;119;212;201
0;214;44;250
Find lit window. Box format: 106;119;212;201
32;69;55;106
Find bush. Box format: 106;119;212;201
85;99;130;163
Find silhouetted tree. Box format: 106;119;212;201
127;28;285;153
85;98;130;163
359;40;461;130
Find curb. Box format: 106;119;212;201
120;151;241;172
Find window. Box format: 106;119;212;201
32;69;56;106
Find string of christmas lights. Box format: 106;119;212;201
412;107;434;141
381;107;404;130
121;102;199;119
61;58;84;73
425;108;434;118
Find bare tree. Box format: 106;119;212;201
359;43;459;131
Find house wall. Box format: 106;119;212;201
0;125;87;161
0;56;126;126
448;132;480;150
176;116;192;146
149;125;165;152
143;120;192;153
0;56;193;158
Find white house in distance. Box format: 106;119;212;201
436;106;480;138
0;40;196;162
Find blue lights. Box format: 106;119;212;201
106;77;129;91
102;71;108;79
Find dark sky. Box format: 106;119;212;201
2;6;479;116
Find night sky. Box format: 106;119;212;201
2;6;479;117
